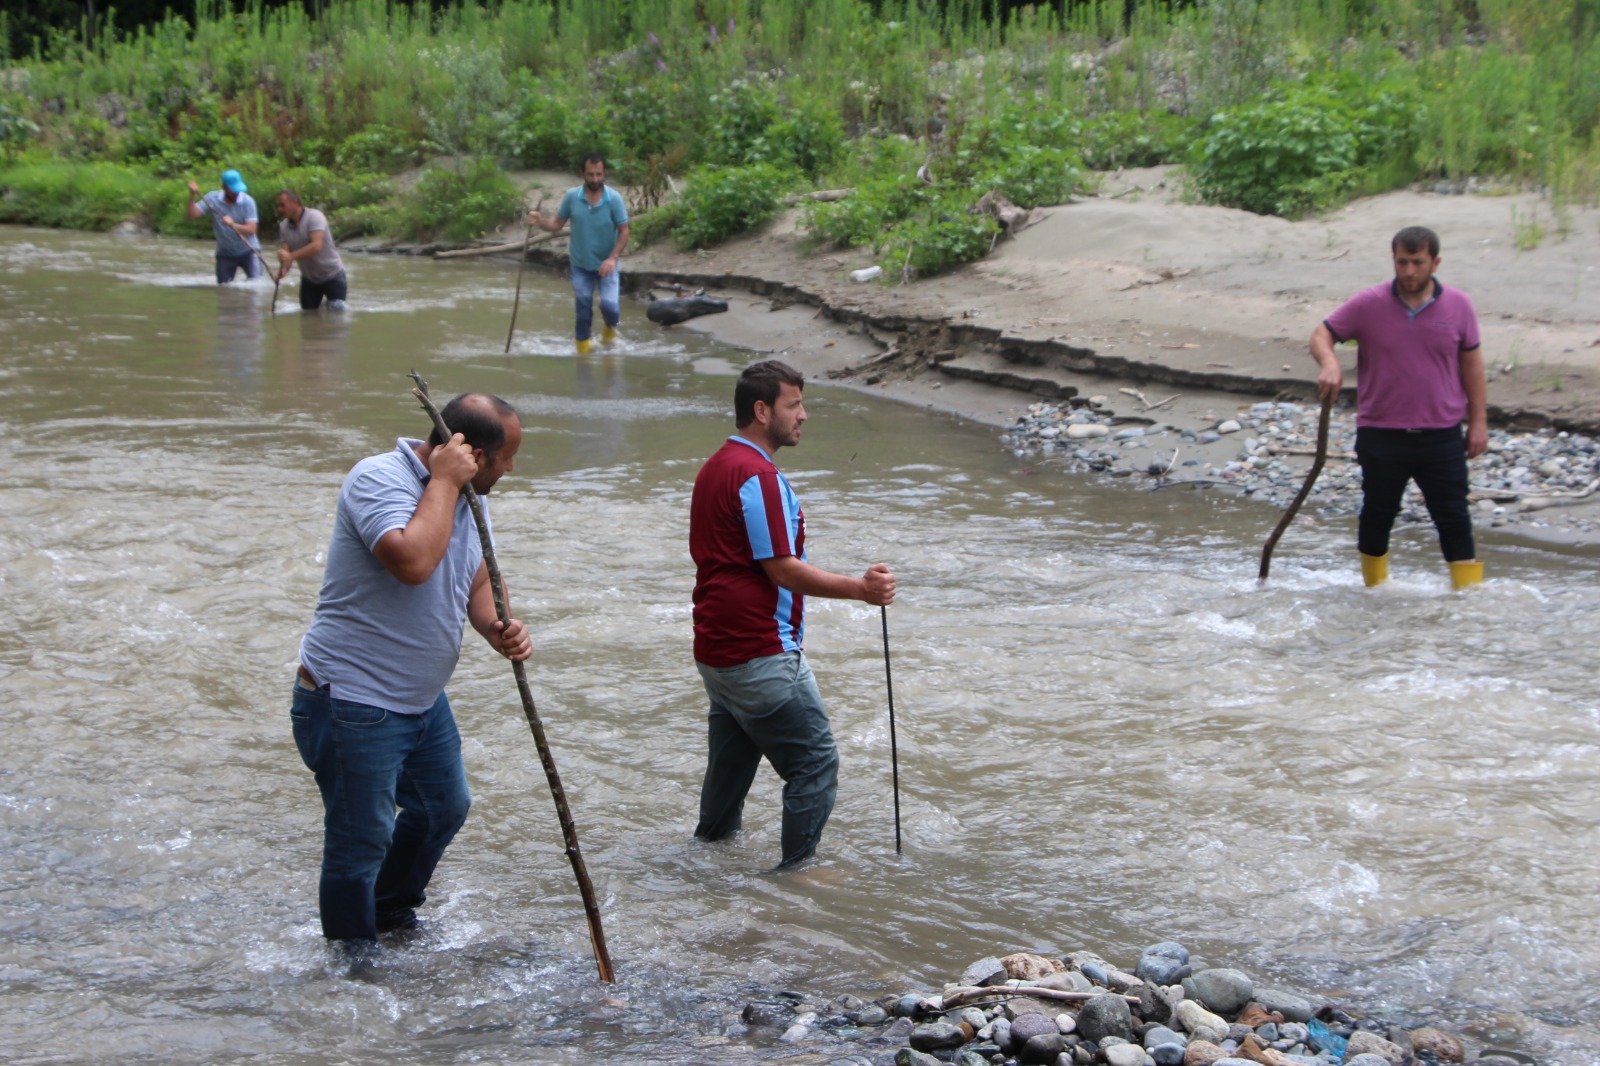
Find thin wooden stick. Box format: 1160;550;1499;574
407;370;615;984
1259;394;1333;581
246;243;280;315
881;606;902;855
505;223;534;354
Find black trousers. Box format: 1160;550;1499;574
300;269;348;310
1355;426;1475;562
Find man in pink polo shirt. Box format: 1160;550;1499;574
1310;226;1488;589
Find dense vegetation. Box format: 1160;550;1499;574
1;0;1596;275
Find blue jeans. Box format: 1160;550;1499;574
1355;426;1475;561
290;679;471;941
694;652;838;869
570;263;620;342
216;251;262;284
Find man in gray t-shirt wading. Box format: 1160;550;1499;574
291;393;531;944
275;189;348;311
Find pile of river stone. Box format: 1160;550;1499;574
736;943;1534;1066
1001;400;1600;535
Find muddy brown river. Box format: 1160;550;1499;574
1;226;1596;1065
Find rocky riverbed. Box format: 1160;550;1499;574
731;944;1536;1066
1000;398;1600;541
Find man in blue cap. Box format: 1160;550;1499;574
186;168;263;284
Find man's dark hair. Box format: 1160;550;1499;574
429;393;519;458
582;153;608;171
735;360;805;427
1392;225;1440;257
276;189;303;205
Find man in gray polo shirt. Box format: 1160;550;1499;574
291;393;530;943
275;190;348;311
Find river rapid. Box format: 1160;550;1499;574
1;226;1596;1065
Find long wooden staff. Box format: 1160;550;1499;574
1258;394;1333;581
408;370;615;983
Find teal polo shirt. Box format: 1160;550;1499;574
558;185;629;273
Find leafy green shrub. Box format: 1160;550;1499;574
611;83;681;164
0;101;41;164
676;163;791;248
901;205;998;277
399;158;520;242
335;125;421;175
1192;97;1358;216
629;199;688;249
803;175;928;250
1081;110;1200;169
761;98;845;180
117;102;245;177
709;80;781;166
1191;76;1416;217
0;160;165;229
500;75;605;171
979;144;1084;208
330;202;391;240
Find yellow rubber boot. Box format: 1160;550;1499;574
576;337;594;355
1360;552;1388;588
601;324;618;344
1450;560;1484;589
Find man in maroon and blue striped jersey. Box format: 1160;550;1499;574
688;360;896;869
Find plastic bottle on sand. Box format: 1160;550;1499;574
850;265;882;283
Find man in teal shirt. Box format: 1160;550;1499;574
528;154;630;354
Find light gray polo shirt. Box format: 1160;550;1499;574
279;206;345;284
299;439;488;714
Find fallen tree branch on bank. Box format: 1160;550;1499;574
434;231;561;259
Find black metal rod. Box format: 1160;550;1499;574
881;605;902;855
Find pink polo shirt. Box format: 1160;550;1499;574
1324;279;1481;429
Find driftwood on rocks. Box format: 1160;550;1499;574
939;985;1141;1010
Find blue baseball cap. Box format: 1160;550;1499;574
221;169;247;194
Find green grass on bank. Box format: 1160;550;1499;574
2;0;1597;274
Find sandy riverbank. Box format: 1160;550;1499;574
379;167;1600;546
